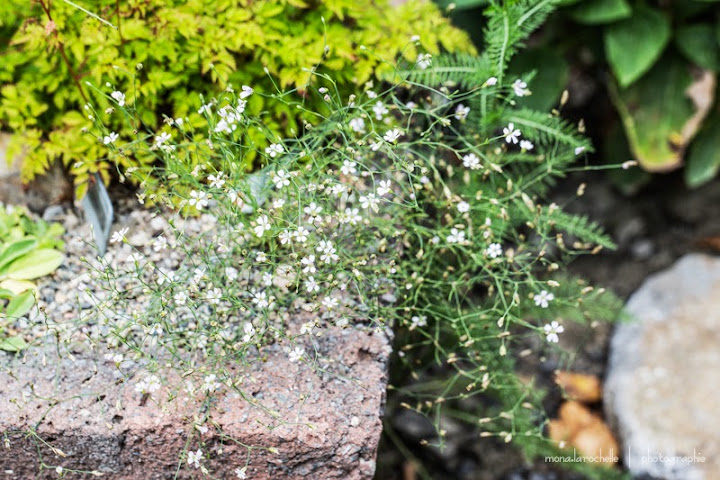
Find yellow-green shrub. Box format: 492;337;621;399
0;0;473;197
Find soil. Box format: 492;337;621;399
375;169;720;480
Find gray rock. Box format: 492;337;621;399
605;254;720;480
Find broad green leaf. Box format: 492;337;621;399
0;289;15;299
676;24;720;71
604;6;671;87
508;47;569;112
0;335;27;352
1;249;63;280
6;290;35;318
0;238;37;270
610;54;713;171
604;123;652;195
570;0;631;25
685;110;720;187
0;279;37;295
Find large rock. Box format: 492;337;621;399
0;326;390;479
605;254;720;479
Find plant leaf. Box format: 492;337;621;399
570;0;631;25
610;54;714;171
675;24;720;71
604;6;670;87
685;109;720;187
0;238;38;270
2;249;64;280
5;290;35;318
0;335;28;352
0;279;37;295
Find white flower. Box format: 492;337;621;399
202;374;221;393
154;131;172;146
406;101;417;109
110;90;125;106
534;290;555;308
240;85;254;99
252;291;270;309
208;172;225;188
262;272;273;286
272;169;291;189
411;315;427;328
349;117;365;133
301;255;316;273
575;146;586;156
411;34;420;42
110;227;128;244
265;143;284;158
304;202;322;217
255;251;267;263
188;190;209;210
446;228;466;244
543;321;564;343
457;201;470;213
462;153;481;170
242;322;256;342
341;160;357;175
340;207;362;225
383;129;403;143
359;193;379;211
103;132;119;145
187;449;202;469
305;276;320;293
272;198;285;209
486;243;503;258
519;139;534;151
322;296;339;309
454;104;470;121
235;467;248;479
135;374;161;394
294;227;309;244
503;122;521;144
225;267;239;282
278;230;293;245
416;53;432;70
254;215;271;237
485;76;498;86
376;180;392;196
372;101;389;120
289;346;304;363
174;291;188;306
512;79;529;97
198;103;212;115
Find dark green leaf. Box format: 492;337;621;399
675;24;720;71
686;110;720;187
570;0;632;25
609;54;698;171
604;6;671;87
508;47;569;112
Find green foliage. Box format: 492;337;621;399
0;204;65;352
603;5;670;88
53;1;623;476
0;0;473;198
443;0;720;186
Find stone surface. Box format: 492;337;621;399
0;203;392;479
0;132;73;211
0;327;390;479
604;254;720;480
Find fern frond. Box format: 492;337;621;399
540;207;616;250
402;53;494;89
504;108;590;150
483;0;559;81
